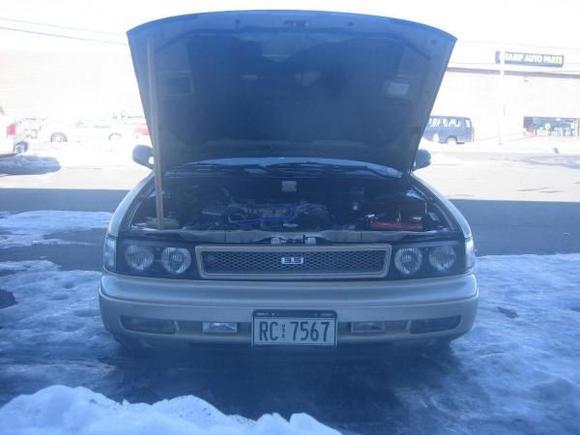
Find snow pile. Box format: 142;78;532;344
0;385;337;435
0;210;112;248
0;262;107;359
0;154;60;175
393;254;580;433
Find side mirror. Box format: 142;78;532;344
413;149;431;170
133;145;154;169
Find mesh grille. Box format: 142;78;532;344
197;245;390;279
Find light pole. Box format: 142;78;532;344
498;45;506;146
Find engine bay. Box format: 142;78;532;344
130;172;450;237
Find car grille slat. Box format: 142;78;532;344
195;244;391;280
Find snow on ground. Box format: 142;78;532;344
0;385;337;435
0;211;111;248
0;254;579;433
0;154;60;175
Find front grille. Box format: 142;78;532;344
195;244;391;280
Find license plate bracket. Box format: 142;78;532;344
252;310;337;347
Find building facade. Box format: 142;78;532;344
1;40;580;144
433;41;580;142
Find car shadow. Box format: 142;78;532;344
98;344;465;432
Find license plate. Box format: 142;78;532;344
252;310;337;347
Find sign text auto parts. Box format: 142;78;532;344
495;51;564;67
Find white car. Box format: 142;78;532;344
99;10;478;354
41;119;132;144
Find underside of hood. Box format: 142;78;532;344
128;10;455;174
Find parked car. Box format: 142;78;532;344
0;109;28;155
41;118;133;144
118;114;149;140
423;116;474;144
100;11;478;354
17;117;44;139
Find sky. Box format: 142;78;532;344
1;0;580;51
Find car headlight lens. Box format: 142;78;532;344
124;244;154;272
103;235;116;271
394;247;423;275
161;247;192;274
428;245;457;272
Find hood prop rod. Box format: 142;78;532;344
147;38;165;229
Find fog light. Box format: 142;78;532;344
351;321;386;334
121;316;176;334
410;316;461;334
202;321;238;334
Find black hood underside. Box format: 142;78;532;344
128;10;455;174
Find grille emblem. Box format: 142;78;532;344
281;256;304;265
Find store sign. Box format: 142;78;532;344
495;51;564;67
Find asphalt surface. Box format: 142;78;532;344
1;184;579;270
2;150;580;263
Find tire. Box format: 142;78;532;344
13;142;28;154
108;133;123;142
445;136;458;145
50;132;67;143
432;133;440;143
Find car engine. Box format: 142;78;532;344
130;171;448;237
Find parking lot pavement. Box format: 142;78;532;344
421;151;580;202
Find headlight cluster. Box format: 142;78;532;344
390;241;470;278
104;235;474;280
103;236;197;278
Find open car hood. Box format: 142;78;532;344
128;10;455;174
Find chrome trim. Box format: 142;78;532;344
195;244;392;280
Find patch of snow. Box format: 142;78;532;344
0;211;112;248
0;154;60;175
0;260;58;274
0;385;337;435
0;262;107;359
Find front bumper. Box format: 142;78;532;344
99;271;478;347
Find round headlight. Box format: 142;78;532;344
394;248;423;275
428;246;457;272
124;245;154;271
161;247;192;274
